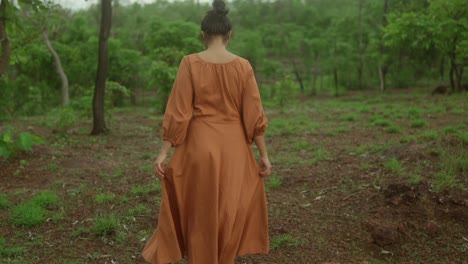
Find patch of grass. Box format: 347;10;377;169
93;214;120;236
127;204;151;216
141;153;152;160
94;192;116;204
432;148;467;192
289;139;314;152
11;202;47;227
130;182;162;196
384;158;404;175
48;162;58;172
340;113;358;122
267;116;319;136
354;143;389;155
407;173;423;185
411;119;428;128
70;227;90;238
270;234;302;250
372;118;392;127
31;190;59;208
312;146;332;163
113;168;123;177
266;174;282;191
407;107;422;118
443;125;458;134
327;127;349;136
385;125;402;134
0;194;10;209
419;130;439;141
0;237;24;257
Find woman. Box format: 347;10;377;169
142;1;272;263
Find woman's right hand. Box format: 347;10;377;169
153;152;168;179
259;156;272;177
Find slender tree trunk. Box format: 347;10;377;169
333;41;339;96
455;65;464;92
311;52;319;96
92;0;112;135
291;60;305;93
379;0;390;92
449;58;456;93
358;0;365;89
42;31;69;106
439;56;445;81
0;0;10;76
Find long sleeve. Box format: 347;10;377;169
241;64;268;144
162;56;194;147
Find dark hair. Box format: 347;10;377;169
201;0;232;41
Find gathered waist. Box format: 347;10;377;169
192;114;242;124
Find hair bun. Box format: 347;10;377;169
212;0;229;16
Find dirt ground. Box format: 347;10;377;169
0;90;467;264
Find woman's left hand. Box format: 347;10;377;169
153;152;168;178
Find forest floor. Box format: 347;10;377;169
0;89;467;264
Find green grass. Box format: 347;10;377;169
411;119;428;128
385;125;402;134
407;107;422;118
372;118;392;127
0;194;10;209
289;139;315;151
419;130;440;141
0;237;24;257
313;146;332;163
127;204;151;216
270;234;302;250
407;173;423;185
267;116;319;136
31;190;59;208
340;113;358;122
93;214;120;236
431;148;467;192
11;202;47;227
94;192;116;204
130;182;162;196
384;158;404;175
266;174;283;191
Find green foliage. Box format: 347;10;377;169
385;125;402;134
272;76;300;110
94;193;116;204
0;130;44;160
0;237;24;258
127;204;151;216
31;190;59;209
11;202;47;227
130;182;162;196
340;113;358;122
432;148;467;192
411;119;428;128
384;158;404;175
266;174;283;191
0;194;10;209
93;214;120;236
372;118;392;127
270;234;302;250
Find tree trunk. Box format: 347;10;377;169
455;65;464;92
291;59;305;93
0;0;10;76
358;0;364;89
378;65;386;92
43;31;69;106
449;58;456;93
92;0;112;135
378;0;390;92
439;56;445;81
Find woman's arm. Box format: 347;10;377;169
253;135;272;177
153;140;172;178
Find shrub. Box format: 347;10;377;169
0;130;44;160
11;202;47;227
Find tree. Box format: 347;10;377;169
0;0;10;76
91;0;112;135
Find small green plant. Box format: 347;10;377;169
372;118;391;127
0;194;10;209
443;126;458;134
407;107;422;118
70;227;90;238
312;146;332;163
31;190;59;209
113;168;123;177
270;234;302;250
419;130;439;141
431;148;467;192
385;125;402;134
266;174;283;191
384;158;404;175
127;204;151;216
0;237;24;257
94;192;116;204
0;130;44;159
411;119;427;128
130;182;162;196
93;214;120;236
11;202;47;227
340;113;358;122
407;173;423;185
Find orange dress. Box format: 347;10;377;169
142;54;269;264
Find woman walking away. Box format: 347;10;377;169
142;0;272;263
